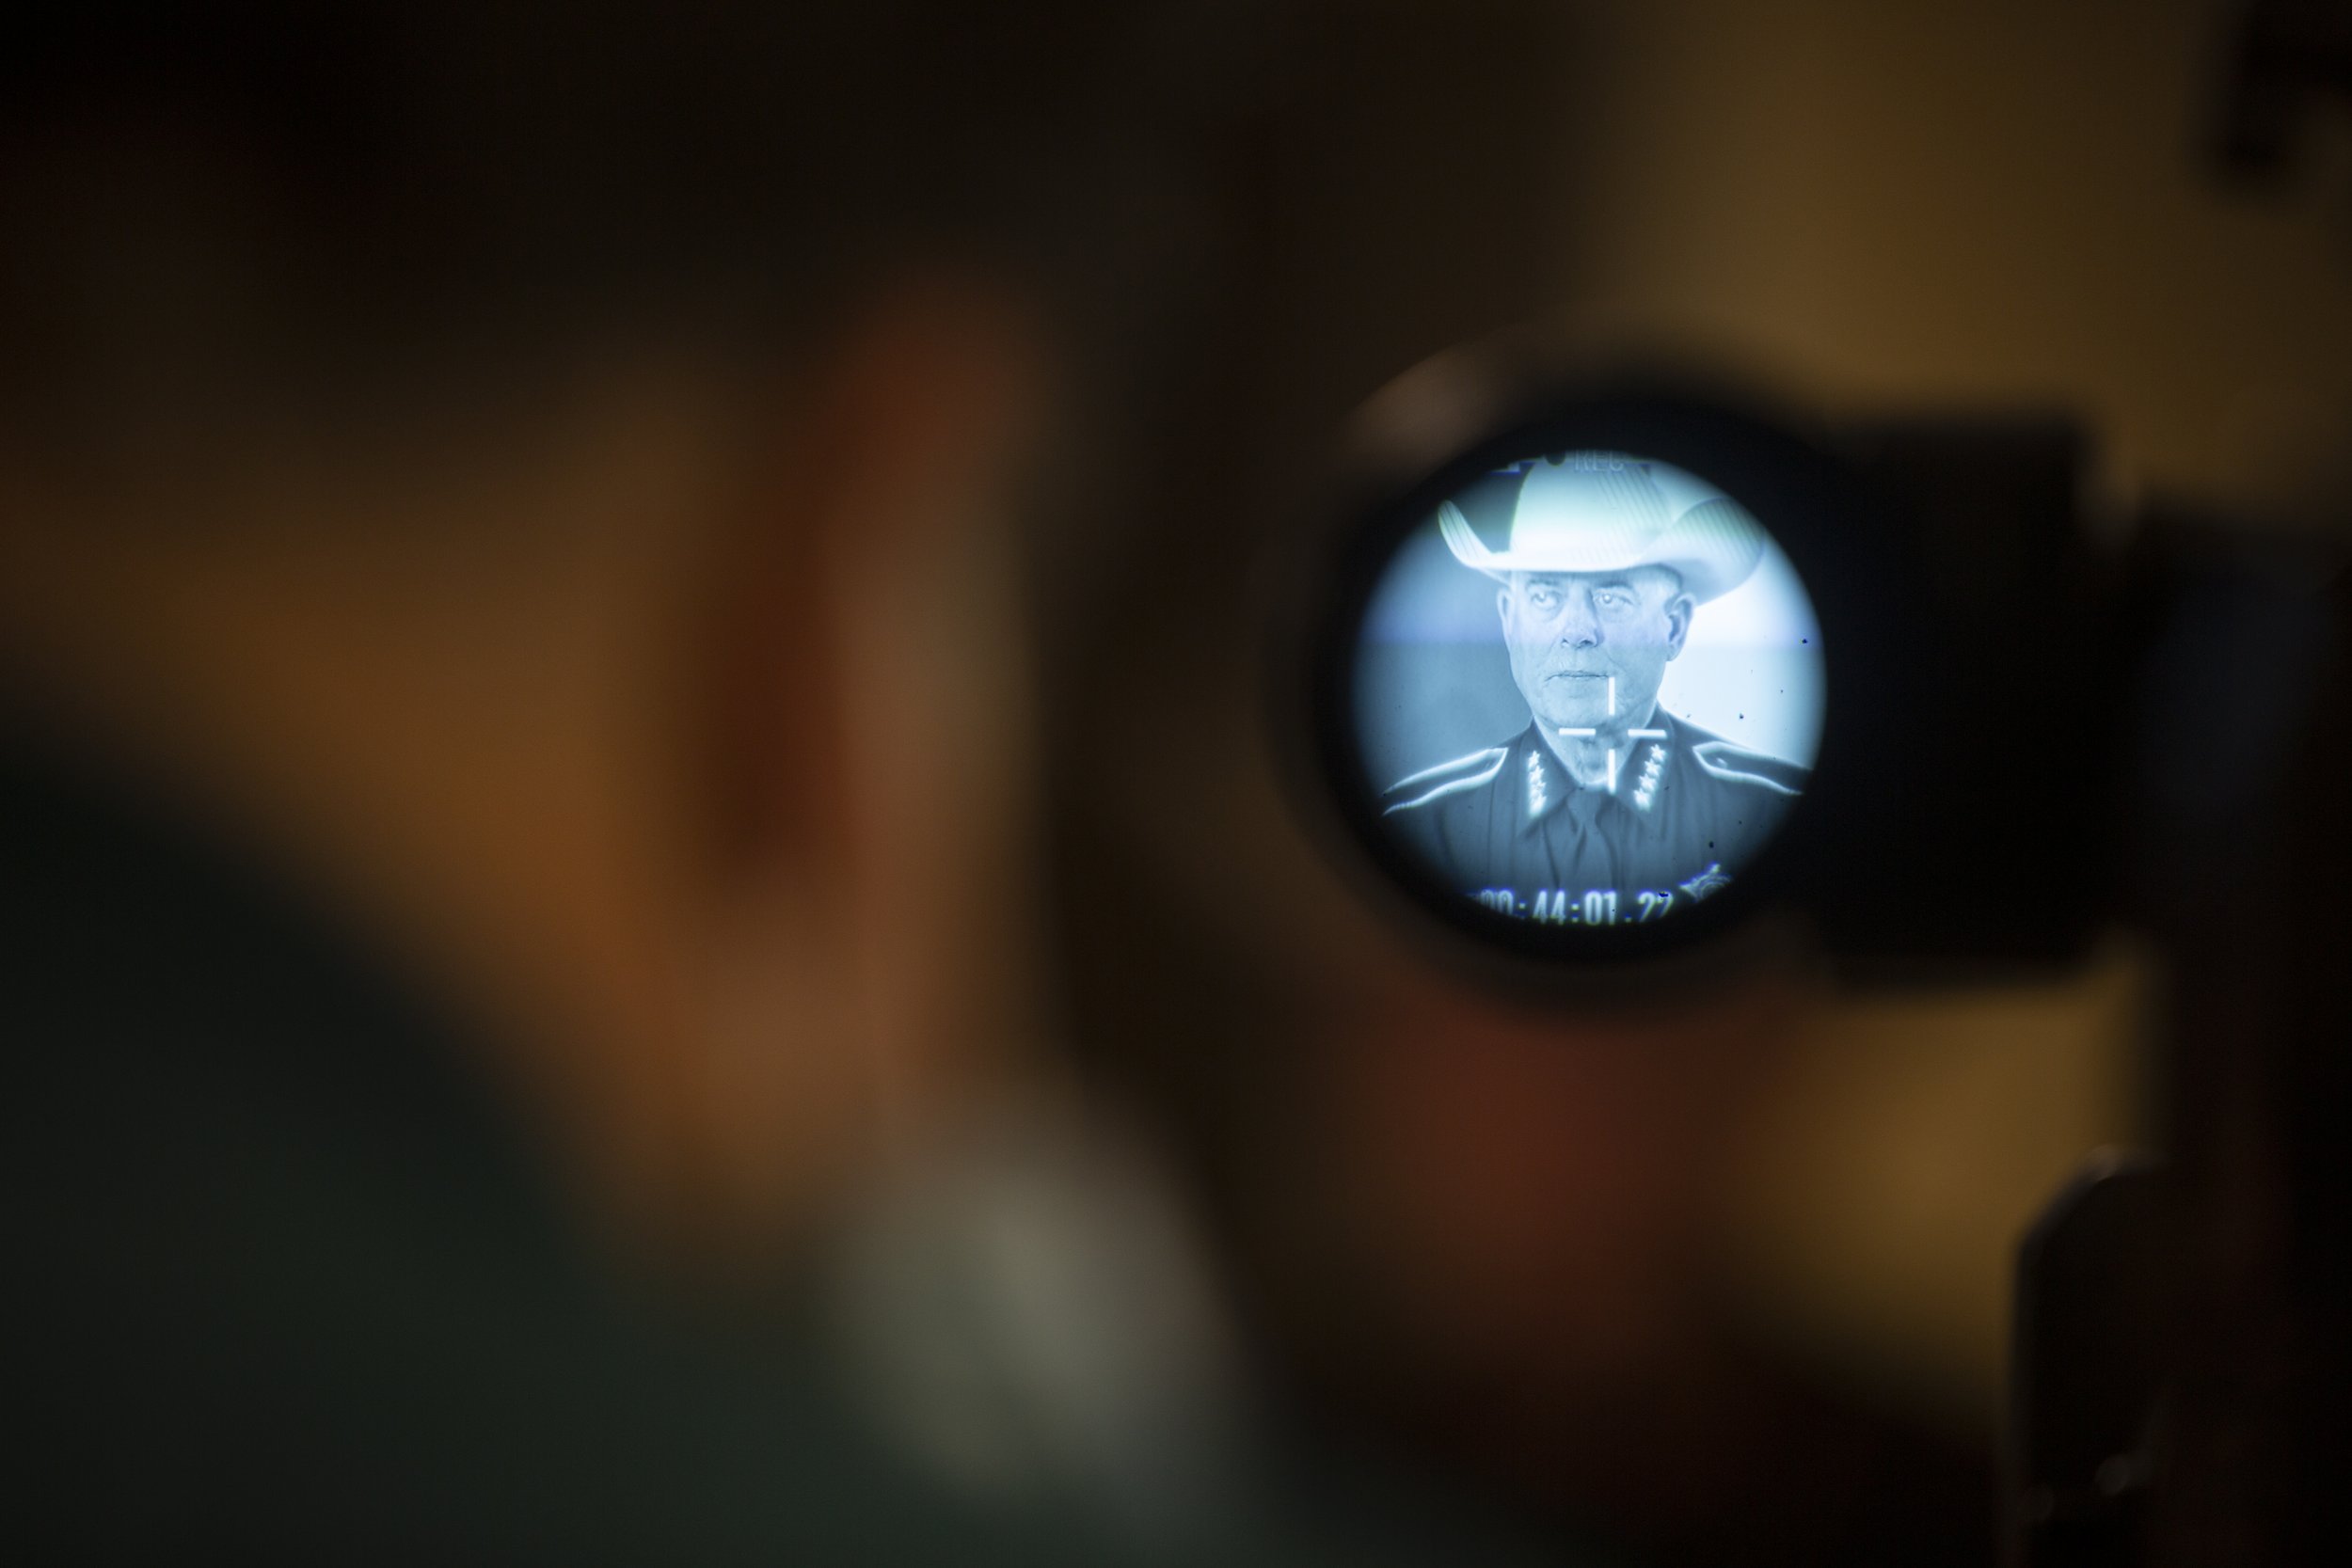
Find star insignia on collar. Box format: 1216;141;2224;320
1629;744;1666;810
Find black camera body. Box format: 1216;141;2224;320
1290;369;2333;985
1285;359;2351;1567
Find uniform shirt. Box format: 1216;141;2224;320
1380;710;1805;927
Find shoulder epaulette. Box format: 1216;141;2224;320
1383;747;1508;813
1690;740;1807;797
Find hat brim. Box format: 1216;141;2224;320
1438;498;1766;604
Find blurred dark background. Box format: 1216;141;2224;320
7;1;2348;1564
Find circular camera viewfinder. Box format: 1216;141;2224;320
1344;449;1826;948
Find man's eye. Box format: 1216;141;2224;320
1595;591;1628;610
1528;589;1560;610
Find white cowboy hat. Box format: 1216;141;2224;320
1438;453;1766;603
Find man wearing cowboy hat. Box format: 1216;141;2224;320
1384;453;1806;919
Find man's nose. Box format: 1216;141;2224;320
1556;590;1601;646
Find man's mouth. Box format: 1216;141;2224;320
1546;671;1605;682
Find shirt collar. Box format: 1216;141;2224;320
1517;717;1678;832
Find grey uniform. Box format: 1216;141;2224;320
1381;711;1804;926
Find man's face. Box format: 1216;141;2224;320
1499;567;1692;732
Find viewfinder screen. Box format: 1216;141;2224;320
1350;451;1825;932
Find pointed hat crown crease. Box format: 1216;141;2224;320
1437;452;1766;603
